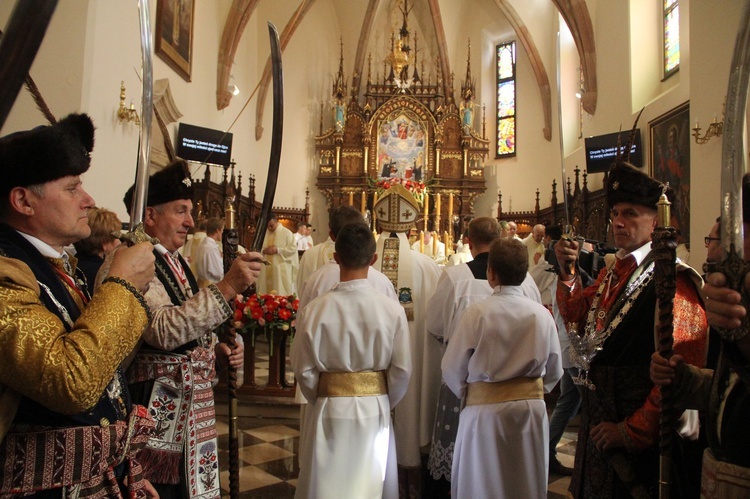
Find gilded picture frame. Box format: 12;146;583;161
649;101;691;244
155;0;194;82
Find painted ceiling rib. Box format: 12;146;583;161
254;0;316;141
427;0;452;100
494;0;553;142
352;0;382;99
217;0;259;111
553;0;597;115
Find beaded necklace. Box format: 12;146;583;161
568;260;655;390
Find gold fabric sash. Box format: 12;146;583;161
465;377;543;406
318;371;387;397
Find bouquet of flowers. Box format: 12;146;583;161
373;177;428;205
233;293;299;355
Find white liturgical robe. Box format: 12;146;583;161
298;262;397;310
258;224;299;295
442;285;562;499
291;279;412;499
296;237;335;292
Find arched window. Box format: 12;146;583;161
496;41;516;158
663;0;680;78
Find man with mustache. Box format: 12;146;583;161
555;162;708;498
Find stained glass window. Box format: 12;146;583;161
664;0;679;78
496;41;516;157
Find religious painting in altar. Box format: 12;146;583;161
376;111;428;182
649;101;690;244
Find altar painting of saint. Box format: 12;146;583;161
376;113;427;181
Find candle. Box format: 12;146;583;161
349;191;354;206
423;192;429;218
448;193;454;219
432;232;437;256
420;232;425;253
436;193;441;217
373;191;378;207
361;191;366;214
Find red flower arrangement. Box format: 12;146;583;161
233;293;299;354
374;177;427;204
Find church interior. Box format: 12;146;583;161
1;0;748;497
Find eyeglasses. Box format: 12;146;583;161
704;236;721;247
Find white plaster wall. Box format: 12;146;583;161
1;0;744;257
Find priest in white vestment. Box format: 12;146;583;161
291;224;412;499
258;213;299;295
442;238;562;499
371;184;441;497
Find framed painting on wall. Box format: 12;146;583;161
649;101;691;245
155;0;194;82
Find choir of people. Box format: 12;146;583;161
1;113;746;498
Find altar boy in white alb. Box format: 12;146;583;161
442;237;562;499
291;223;412;499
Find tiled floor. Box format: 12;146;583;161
218;336;577;497
215;413;577;498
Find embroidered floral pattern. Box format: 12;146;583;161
198;441;218;490
150;386;178;439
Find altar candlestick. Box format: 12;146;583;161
436;193;441;217
448;193;454;219
349;191;354;206
423;192;429;232
361;191;366;214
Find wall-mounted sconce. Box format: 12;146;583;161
692;117;723;145
693;100;725;145
228;84;240;96
117;81;140;125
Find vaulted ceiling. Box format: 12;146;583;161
215;0;597;144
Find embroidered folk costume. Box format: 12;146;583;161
121;161;233;498
0;115;154;497
372;184;441;496
557;163;708;498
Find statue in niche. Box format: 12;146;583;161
460;88;475;134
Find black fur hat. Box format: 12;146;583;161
123;159;194;214
605;162;673;210
0;113;94;197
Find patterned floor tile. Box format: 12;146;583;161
239;442;295;465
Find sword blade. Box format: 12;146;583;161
0;0;58;131
129;0;154;228
720;0;750;259
251;22;284;252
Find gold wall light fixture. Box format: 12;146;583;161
692;101;725;145
117;81;140;125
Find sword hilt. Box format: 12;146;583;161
704;245;750;342
116;222;159;246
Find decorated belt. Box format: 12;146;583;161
465;377;543;406
0;405;154;497
318;371;388;397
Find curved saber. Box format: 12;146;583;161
0;0;58;131
251;22;284;252
129;0;154;229
720;0;750;261
711;0;750;341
